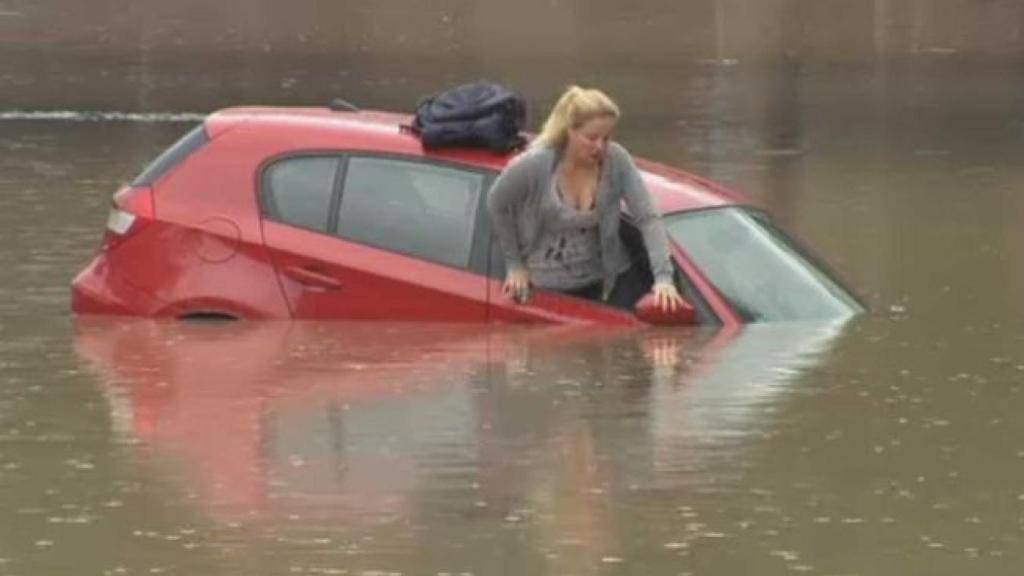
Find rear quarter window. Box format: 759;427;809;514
261;156;341;233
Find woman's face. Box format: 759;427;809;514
567;115;616;166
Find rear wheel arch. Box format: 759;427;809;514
178;311;240;322
157;298;270;321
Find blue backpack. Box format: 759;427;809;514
412;81;527;153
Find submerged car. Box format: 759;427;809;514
70;105;864;326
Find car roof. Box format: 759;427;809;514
206;107;745;214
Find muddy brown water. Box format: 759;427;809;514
3;2;1024;574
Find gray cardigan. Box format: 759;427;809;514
486;142;673;297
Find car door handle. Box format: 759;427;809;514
283;266;343;290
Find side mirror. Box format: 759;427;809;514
634;292;697;326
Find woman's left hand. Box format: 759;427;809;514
652;282;685;312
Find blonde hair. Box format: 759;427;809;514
533;86;620;149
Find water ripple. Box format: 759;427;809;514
0;110;205;123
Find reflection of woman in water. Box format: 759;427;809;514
487;86;684;311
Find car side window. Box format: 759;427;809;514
262;157;339;232
337;156;484;269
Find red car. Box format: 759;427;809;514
71;106;863;325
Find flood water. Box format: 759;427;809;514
4;1;1024;574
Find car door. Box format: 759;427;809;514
260;153;491;321
477;207;643;326
479;214;722;325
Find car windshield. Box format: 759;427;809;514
665;207;864;322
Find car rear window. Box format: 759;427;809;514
132;124;209;186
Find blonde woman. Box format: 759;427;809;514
486;86;684;311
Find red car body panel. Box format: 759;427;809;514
262;220;491;322
71;106;750;326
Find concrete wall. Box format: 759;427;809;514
1;0;1021;61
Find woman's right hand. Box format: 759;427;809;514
502;268;531;303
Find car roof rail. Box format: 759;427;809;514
328;98;360;112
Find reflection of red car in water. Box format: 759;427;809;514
74;318;678;522
70;106;863;325
74;317;847;527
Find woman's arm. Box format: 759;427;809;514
612;143;674;286
486;152;535;272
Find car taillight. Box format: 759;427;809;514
102;185;154;250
